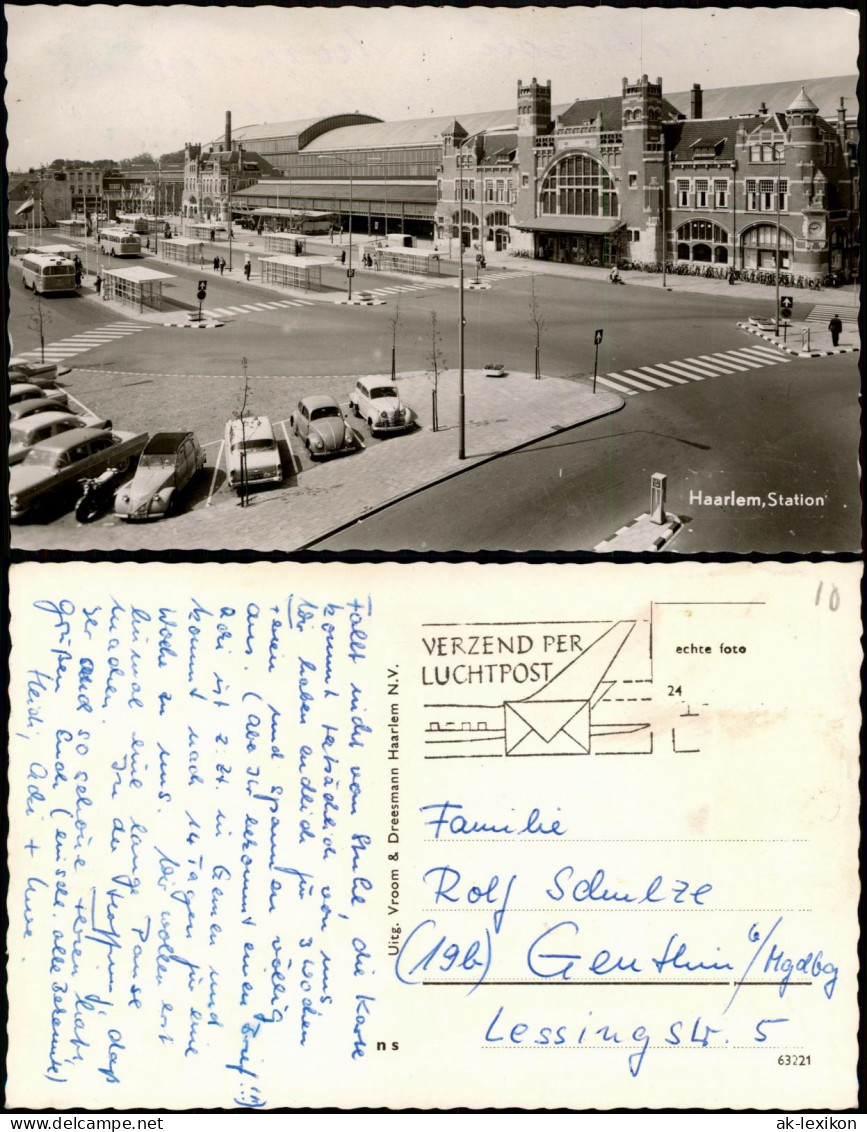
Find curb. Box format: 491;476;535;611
298;394;626;548
335;298;386;306
166;320;225;330
593;512;682;553
736;322;859;358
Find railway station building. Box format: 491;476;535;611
199;72;857;281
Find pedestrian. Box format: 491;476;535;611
219;257;226;275
341;250;346;265
213;255;220;271
75;265;82;288
94;274;101;295
828;314;843;347
728;266;736;285
210;228;216;242
145;236;150;250
244;261;251;281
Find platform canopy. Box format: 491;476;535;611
516;216;624;235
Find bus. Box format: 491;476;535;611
98;228;142;257
20;253;77;294
116;213;168;235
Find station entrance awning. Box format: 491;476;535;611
516;216;624;235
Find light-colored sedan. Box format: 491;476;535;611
10;382;68;409
8;357;71;386
9;410;113;465
348;379;417;436
115;430;206;520
290;395;357;459
224;415;282;492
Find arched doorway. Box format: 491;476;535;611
740;224;793;270
536;152;619;265
451;209;478;248
486;210;510;251
675;220;729;263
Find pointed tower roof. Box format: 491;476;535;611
787;85;818;113
442;118;469;140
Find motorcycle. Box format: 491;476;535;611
74;465;127;523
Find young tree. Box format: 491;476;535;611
528;275;546;380
233;356;251;507
29;290;51;363
428;310;447;432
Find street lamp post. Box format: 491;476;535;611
319;155;379;301
774;143;784;336
457;129;485;460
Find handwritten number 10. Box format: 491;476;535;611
815;582;840;611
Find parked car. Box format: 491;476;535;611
9;410;113;465
224;415;282;492
290;395;357;458
10;396;76;423
10;382;68;409
9;427;146;521
8;357;71;385
114;430;206;520
348;379;417;436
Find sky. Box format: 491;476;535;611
4;4;859;170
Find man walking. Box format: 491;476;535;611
219;257;226;275
213;255;220;271
828;314;843;347
244;257;251;281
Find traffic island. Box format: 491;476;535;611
593;512;682;552
737;320;859;358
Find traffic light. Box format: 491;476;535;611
197;280;207;301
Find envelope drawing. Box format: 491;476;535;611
505;620;635;756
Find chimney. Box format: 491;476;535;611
690;83;702;119
758;101;768;117
837;96;847;139
225;110;232;153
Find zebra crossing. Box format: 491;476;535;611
805;302;858;327
15;322;153;365
201;298;318;318
595;345;792;397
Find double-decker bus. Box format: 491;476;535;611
20;253;77;294
98;228;142;257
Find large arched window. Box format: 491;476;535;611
675;220;730;263
539;154;618;218
740;224;794;270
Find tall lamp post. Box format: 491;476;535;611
457;129;485;460
773;142;784;336
319;154;379;301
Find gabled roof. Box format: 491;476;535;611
480;133;517;164
558;94;681;131
665;117;761;162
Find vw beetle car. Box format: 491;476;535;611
115;430;205;520
290;395;356;458
9;409;113;465
348;379;417;437
224;415;282;492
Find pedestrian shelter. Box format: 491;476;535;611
185;222;228;241
58;219;86;237
264;232;308;255
259;254;324;292
162;236;206;266
373;247;441;276
103;266;175;312
8;231;27;254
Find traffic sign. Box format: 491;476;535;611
780;295;794;319
594;329;604;345
347;268;355;278
198;280;207;291
197;288;207;301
